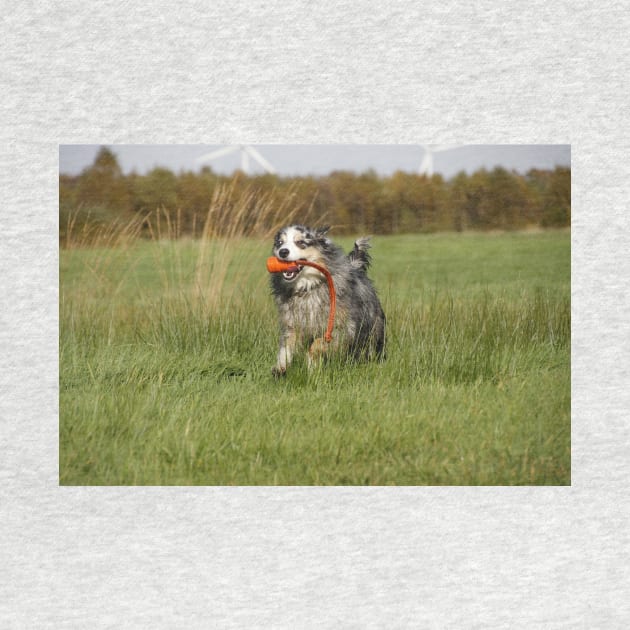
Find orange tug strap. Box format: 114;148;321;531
266;256;336;342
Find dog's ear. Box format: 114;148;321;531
314;225;331;238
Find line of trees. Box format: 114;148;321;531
60;147;570;243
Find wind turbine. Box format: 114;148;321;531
419;145;461;176
196;145;277;175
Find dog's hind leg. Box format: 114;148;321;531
272;329;298;377
373;312;386;360
307;337;328;369
307;336;342;369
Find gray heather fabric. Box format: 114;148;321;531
1;2;629;627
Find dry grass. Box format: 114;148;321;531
62;179;326;311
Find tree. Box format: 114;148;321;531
479;167;532;229
75;146;131;214
450;171;470;231
541;167;571;227
133;167;179;211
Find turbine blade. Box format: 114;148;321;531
430;144;462;153
419;152;432;175
244;145;276;174
195;145;239;163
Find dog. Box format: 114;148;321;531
270;224;385;376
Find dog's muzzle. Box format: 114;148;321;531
275;250;307;282
281;262;304;282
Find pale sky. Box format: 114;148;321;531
59;144;570;179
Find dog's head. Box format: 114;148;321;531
272;224;330;284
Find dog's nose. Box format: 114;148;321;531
278;248;290;259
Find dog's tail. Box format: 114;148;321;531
348;236;372;270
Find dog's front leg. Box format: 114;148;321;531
272;329;298;377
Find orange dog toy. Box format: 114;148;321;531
266;256;336;342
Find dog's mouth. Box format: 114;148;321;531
281;262;305;282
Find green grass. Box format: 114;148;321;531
60;230;570;485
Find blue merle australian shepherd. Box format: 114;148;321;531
270;224;385;376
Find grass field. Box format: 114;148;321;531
59;230;570;485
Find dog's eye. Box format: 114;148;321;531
295;240;307;249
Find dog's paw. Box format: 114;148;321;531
271;366;287;378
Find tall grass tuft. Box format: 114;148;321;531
62;179;324;315
191;181;321;308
